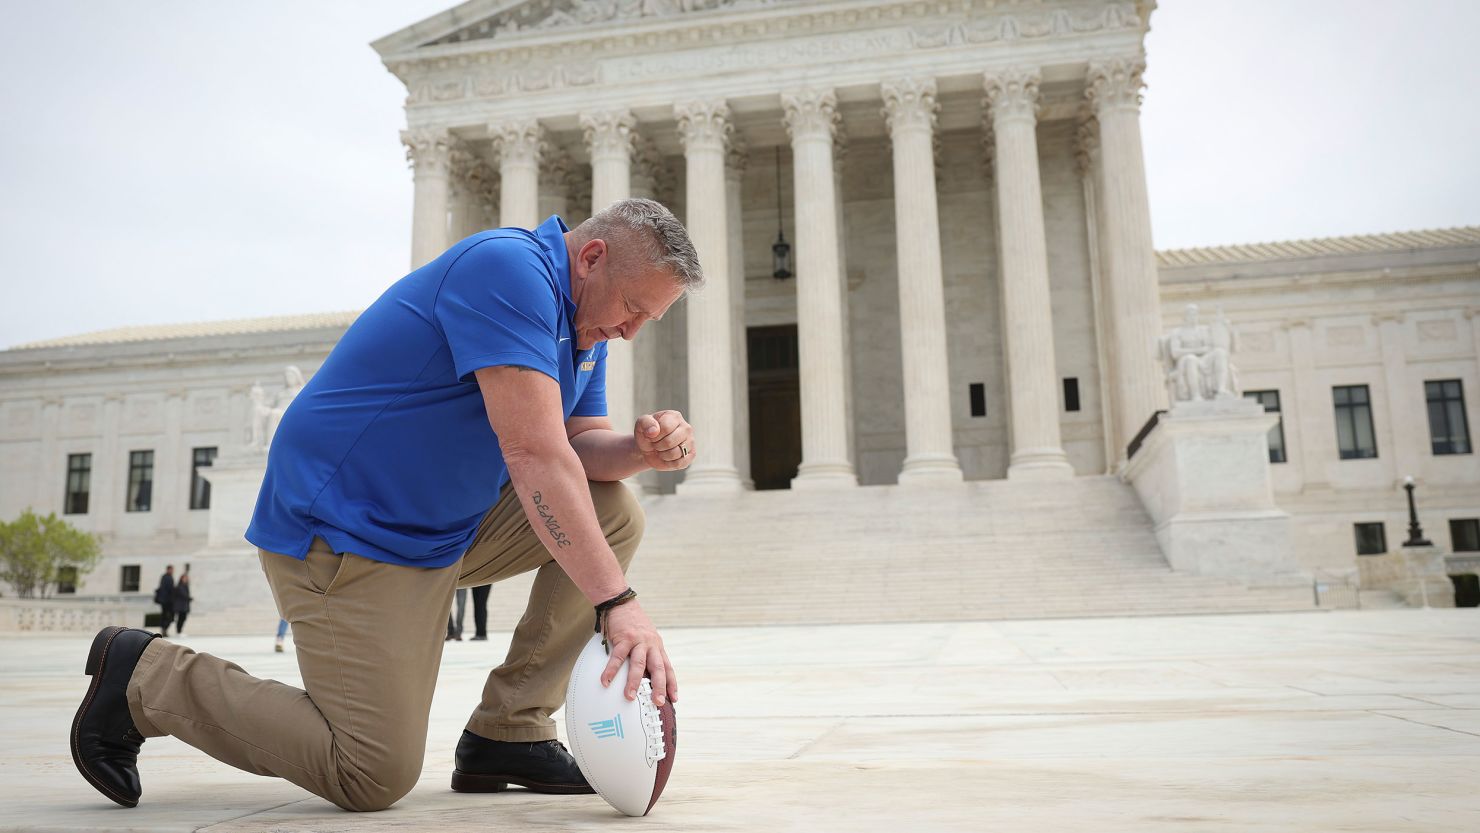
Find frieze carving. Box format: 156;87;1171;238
983;67;1042;124
1418;319;1458;342
909;3;1138;49
881;77;938;137
399;2;1142;106
430;0;783;45
1326;325;1366;347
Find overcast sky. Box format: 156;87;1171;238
2;0;1477;349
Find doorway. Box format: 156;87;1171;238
747;325;802;490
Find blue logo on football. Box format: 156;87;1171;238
589;714;624;739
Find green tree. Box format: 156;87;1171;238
0;510;102;598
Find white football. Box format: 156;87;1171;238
565;634;677;816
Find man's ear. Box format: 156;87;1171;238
578;238;607;275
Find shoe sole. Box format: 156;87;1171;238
71;626;139;808
450;770;596;795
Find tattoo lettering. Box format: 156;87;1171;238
529;491;572;548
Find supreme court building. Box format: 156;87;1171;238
2;0;1478;622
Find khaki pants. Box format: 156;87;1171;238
124;480;643;812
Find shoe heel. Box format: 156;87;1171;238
84;627;123;676
450;771;508;793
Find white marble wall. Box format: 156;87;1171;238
0;331;340;597
1162;251;1480;570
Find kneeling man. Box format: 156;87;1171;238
71;198;698;811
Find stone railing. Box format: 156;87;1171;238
0;598;149;632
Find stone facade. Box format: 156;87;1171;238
0;0;1477;608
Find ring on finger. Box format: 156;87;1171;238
680;444;688;457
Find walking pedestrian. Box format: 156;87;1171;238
171;574;191;635
152;566;175;636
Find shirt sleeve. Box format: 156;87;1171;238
571;342;609;417
433;236;562;383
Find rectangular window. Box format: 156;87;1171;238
190;446;218;510
1425;379;1472;455
1333;385;1378;459
126;450;153;512
1451;519;1480;553
120;564;140;593
969;383;986;418
1244;390;1287;464
56;566;78;594
64;453;92;514
1354;522;1387;556
1063;378;1081;412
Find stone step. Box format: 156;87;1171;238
187;476;1327;634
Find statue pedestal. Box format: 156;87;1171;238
185;449;278;634
1358;545;1456;608
200;449;268;551
1123;399;1305;582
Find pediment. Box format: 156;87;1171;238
374;0;784;55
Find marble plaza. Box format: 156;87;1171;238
1;1;1478;627
2;610;1479;832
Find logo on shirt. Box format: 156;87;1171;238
580;360;596;372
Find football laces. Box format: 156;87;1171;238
636;679;667;766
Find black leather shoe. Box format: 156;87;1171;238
71;626;159;808
451;730;595;795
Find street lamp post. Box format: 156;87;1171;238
1402;475;1433;547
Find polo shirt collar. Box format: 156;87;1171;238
533;215;575;318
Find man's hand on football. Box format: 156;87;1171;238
635;410;694;472
600;600;677;707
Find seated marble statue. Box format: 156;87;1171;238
1161;304;1240;403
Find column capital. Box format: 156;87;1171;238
1074;113;1099;177
540;148;574;191
725;136;749;181
1086;56;1147;114
401;127;455;177
580;109;637;161
675;99;732;152
490;118;545;166
983;67;1042;125
781;89;840;142
881;77;939;137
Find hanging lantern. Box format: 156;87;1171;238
771;146;793;280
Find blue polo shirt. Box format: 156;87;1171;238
246;216;608;568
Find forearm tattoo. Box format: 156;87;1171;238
529;490;572;548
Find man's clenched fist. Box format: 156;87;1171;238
635;410;695;472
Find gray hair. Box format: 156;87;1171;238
574;198;704;291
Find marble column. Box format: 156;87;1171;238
154;391;185;536
726;141;754;488
675;99;742;491
1086;57;1168;459
783;89;857;488
402;128;454;269
1284;319;1331;490
538;151;572;222
1077;116;1121;474
1374;312;1424;477
35;398;62;511
834;135;857;470
984;68;1073;480
629;142;665;495
96;395;122;537
883;77;964;484
492;118;544;229
582;110;639;437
